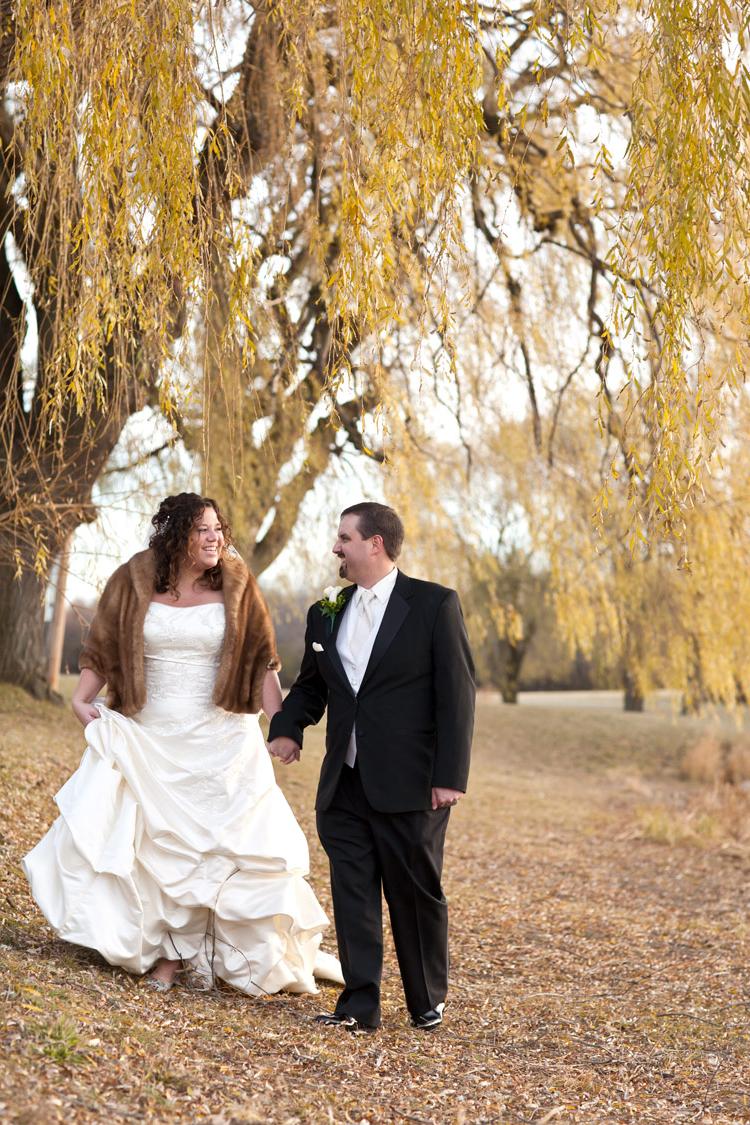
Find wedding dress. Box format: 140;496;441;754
23;602;342;995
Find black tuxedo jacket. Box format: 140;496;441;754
268;571;475;813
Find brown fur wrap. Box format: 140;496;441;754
79;549;280;716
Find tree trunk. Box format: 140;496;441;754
0;560;57;699
501;642;526;704
622;620;645;712
623;669;645;712
681;632;708;715
681;678;705;715
47;534;73;693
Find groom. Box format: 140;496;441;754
268;502;475;1032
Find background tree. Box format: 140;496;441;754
540;387;750;713
386;429;559;703
462;548;542;704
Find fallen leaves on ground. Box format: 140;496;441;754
1;685;749;1123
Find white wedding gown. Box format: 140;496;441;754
23;602;342;995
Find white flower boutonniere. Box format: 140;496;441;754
318;585;347;630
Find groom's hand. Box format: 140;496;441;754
268;737;301;765
431;787;463;810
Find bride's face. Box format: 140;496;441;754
186;507;224;571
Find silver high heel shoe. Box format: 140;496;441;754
144;955;182;992
144;975;174;993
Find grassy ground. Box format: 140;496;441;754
1;686;750;1124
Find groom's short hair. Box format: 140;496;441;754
341;502;404;560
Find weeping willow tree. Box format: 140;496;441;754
191;0;482;563
339;0;750;558
3;0;750;696
386;0;750;712
463;0;750;542
1;0;480;693
387;380;750;712
546;389;750;713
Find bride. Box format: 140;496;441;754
24;492;342;995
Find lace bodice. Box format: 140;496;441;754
143;602;225;704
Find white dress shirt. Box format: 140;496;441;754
337;567;398;766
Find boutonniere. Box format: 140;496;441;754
318;585;347;631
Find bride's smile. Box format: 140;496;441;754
189;511;224;572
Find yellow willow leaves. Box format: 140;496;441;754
544;384;750;708
488;598;524;647
607;0;750;538
15;0;486;420
272;0;484;386
11;0;750;549
14;0;203;417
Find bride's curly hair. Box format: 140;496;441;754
149;493;233;596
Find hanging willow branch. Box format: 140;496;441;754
590;0;750;540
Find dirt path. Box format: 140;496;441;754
1;688;749;1123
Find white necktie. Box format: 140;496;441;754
350;588;376;655
344;589;376;767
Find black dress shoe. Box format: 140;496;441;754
410;1002;445;1030
313;1011;377;1033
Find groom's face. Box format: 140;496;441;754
333;514;373;582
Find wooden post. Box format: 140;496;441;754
47;534;73;693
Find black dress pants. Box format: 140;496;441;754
316;761;450;1028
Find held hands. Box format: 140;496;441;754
72;699;100;728
268;737;301;765
431;787;463;810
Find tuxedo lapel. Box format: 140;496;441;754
320;585;356;695
359;571;412;690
